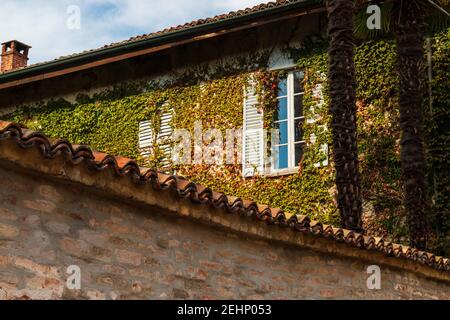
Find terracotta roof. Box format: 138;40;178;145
0;0;320;76
0;120;448;273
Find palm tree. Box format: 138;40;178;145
392;0;430;250
354;0;449;249
326;0;363;231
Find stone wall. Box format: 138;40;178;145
0;162;449;299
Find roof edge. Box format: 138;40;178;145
0;0;323;85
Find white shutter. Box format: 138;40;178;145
243;77;264;177
307;75;329;168
158;106;173;168
307;83;324;124
311;125;329;168
138;103;174;169
139;120;154;159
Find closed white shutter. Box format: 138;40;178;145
158;107;173;168
242;78;264;177
138;103;174;169
139;120;154;160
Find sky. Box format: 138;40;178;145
0;0;268;64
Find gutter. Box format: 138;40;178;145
0;0;323;87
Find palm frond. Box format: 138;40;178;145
354;0;450;39
428;9;450;33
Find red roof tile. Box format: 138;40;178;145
0;120;448;272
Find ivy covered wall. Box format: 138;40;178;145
5;29;449;255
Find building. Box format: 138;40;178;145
0;0;449;299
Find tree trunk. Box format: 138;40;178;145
393;0;430;250
326;0;363;231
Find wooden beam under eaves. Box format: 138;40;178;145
0;6;325;90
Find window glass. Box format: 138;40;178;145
276;121;288;144
271;70;307;172
277;97;288;120
295;143;303;166
276;145;289;169
294;94;303;118
293;71;304;94
294;119;303;142
277;77;287;97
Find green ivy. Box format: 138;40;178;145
424;29;450;255
6;29;450;254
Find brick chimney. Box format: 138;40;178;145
1;40;31;73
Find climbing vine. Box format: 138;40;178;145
5;29;449;254
424;29;450;255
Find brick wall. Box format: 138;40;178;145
0;52;28;73
0;164;449;300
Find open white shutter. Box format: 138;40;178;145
310;127;329;168
307;74;329;168
243;78;264;177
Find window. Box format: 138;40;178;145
272;70;305;171
242;70;328;178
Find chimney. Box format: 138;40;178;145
1;40;31;73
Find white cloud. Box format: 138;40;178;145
0;0;268;64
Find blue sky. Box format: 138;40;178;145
0;0;268;64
